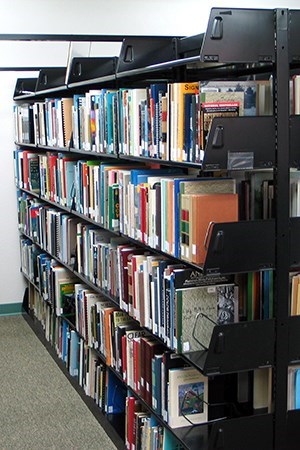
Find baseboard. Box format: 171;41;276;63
0;303;24;316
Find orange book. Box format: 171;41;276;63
103;306;117;367
189;192;239;265
291;273;300;316
61;98;73;147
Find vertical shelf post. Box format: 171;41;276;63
274;8;290;449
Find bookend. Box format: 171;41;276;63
183;319;274;375
200;8;275;64
202;117;275;171
203;221;275;275
67;57;117;87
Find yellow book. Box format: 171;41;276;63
173;82;199;162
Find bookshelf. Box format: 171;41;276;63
12;7;300;450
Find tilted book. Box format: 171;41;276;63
176;283;238;352
168;366;208;428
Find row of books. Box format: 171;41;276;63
15;153;240;264
19;225;238;358
14;146;300;226
14;79;273;163
19;192;274;333
126;395;185;450
28;288;130;414
26;276;210;430
28;282;274;430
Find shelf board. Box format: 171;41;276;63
289;10;300;63
288;316;300;363
203;116;275;171
66;56;117;87
200;8;275;64
287;409;300;449
183;319;274;375
203;220;275;275
290;116;300;168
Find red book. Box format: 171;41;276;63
47;153;58;201
146;339;165;407
21;150;32;189
119;247;145;313
126;396;136;450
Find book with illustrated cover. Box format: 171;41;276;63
201;80;256;115
168;366;208;428
176;283;238;353
200;99;241;149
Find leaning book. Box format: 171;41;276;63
176;283;238;353
168;366;208;428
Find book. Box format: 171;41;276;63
168;366;208;428
69;329;80;377
105;369;127;414
61;98;74;147
253;367;272;414
200;97;242;149
180;192;239;265
176;283;238;352
200;80;256;115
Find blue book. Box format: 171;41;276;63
183;94;193;162
61;320;69;364
69;330;80;377
72;94;85;149
152;354;163;415
105;370;127;414
295;369;300;409
157;259;169;339
105;91;117;154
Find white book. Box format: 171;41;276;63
168;366;208;428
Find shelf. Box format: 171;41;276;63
174;414;273;450
183;319;274;375
288;316;300;363
287;410;300;449
290;218;300;267
13;78;38;99
203;220;275;275
176;34;204;59
290;116;300;168
15;142;38;149
35;67;68;96
116;36;177;76
202;117;275;171
200;8;275;64
67;57;117;89
289;10;300;64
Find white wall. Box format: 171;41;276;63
0;72;36;304
1;0;300;305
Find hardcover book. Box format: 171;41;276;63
168;366;208;428
176;283;238;352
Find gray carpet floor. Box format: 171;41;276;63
0;314;118;450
